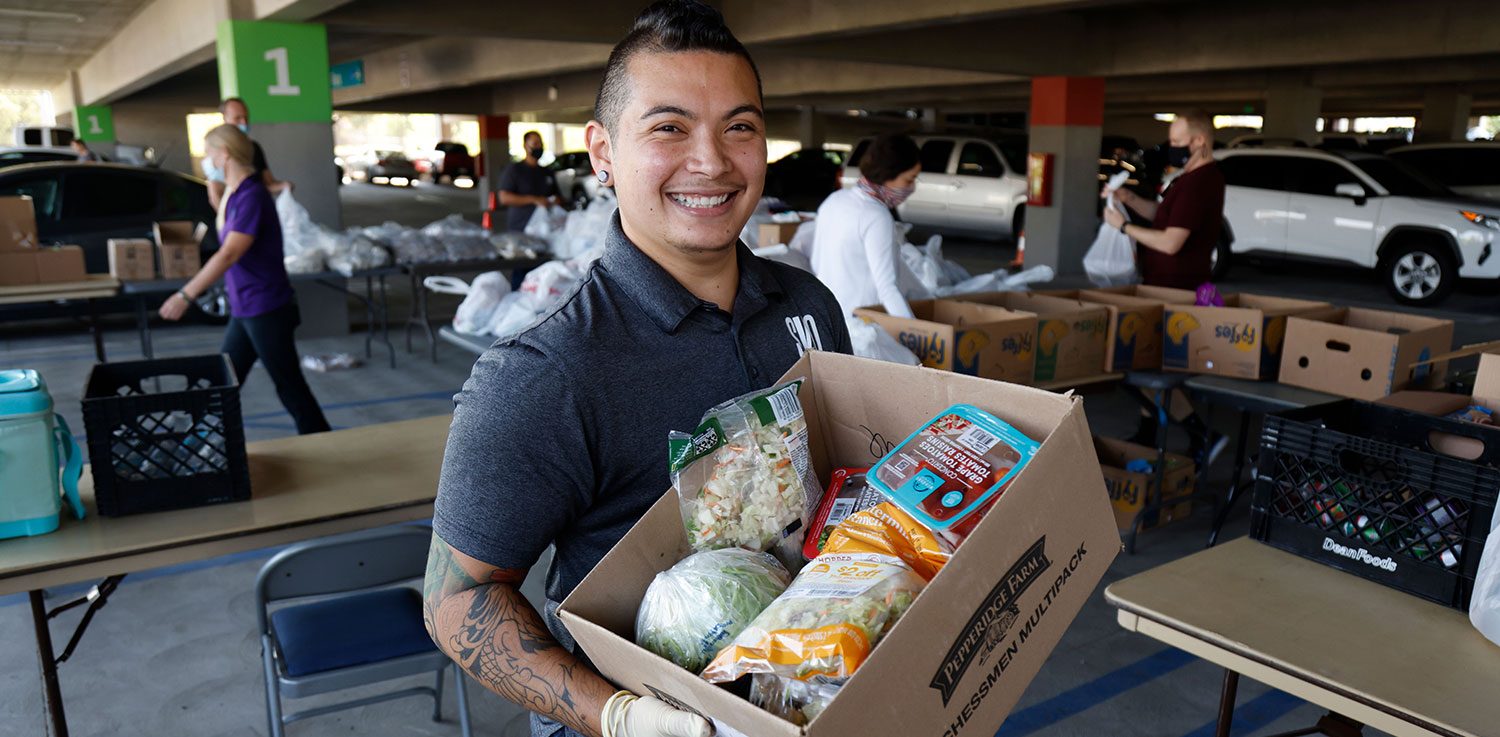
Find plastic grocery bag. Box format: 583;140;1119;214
1470;512;1500;647
1084;194;1139;287
846;316;919;366
670;381;819;558
701;551;926;683
635;548;790;673
524;205;569;241
451;271;512;334
750;674;840;726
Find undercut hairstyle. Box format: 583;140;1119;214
593;0;762;132
1177;109;1215;143
860;133;922;185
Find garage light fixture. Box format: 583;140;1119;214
0;39;67;51
0;9;84;22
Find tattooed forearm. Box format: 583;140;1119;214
423;535;615;737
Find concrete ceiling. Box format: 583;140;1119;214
0;0;152;89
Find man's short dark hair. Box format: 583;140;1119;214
523;130;543;145
221;97;247;114
594;0;762;132
860;133;921;184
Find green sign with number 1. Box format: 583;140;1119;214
216;21;332;123
74;106;114;142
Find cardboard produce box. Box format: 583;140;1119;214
0;251;39;287
957;292;1112;385
1041;289;1167;372
1278;307;1454;401
757;221;801;247
1092;284;1197;305
1162;294;1329;380
0;195;40;252
154;221;207;280
1094;436;1195;532
854;299;1036;384
108;238;157;281
558;352;1121;737
34;245;86;284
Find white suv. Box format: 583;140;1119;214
840;134;1029;240
1387;142;1500;201
1214;148;1500;305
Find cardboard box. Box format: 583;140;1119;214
1162;294;1330;380
1041;289;1167;372
0;251;39;287
854;299;1037;384
1092;284;1198;305
1094;436;1195;532
1278;307;1454;401
0;196;39;252
1477;352;1500;401
957;292;1113;384
154;221;206;279
558;352;1121;737
757;221;801;247
34;245;85;284
108;238;157;281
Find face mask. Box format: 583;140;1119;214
859;177;915;209
1167;145;1191;168
528;146;544;160
234;123;249;134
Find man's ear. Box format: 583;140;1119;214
585;121;614;188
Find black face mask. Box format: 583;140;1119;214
527;146;544;160
1167;145;1191;168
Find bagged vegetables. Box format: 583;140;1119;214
804;467;885;559
750;674;840;726
670;381;818;556
635;548;790;673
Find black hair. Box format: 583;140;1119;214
860;133;921;184
523;130;543;145
593;0;762;131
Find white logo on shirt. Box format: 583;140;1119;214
786;314;824;356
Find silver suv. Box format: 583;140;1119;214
840;134;1029;240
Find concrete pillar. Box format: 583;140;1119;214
797;106;825;151
1417;88;1473;143
1263;79;1321;144
1025;76;1104;278
918;107;944;133
112;101;198;176
477;114;510;210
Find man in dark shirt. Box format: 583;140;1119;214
424;3;851;737
1104;109;1226;289
207;97;288;210
498;130;564;231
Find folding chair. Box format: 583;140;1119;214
255;524;472;736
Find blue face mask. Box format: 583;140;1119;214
235;123;249;134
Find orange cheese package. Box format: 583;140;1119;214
821;501;951;582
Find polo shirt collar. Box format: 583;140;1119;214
599;212;784;334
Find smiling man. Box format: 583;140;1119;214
423;3;851;737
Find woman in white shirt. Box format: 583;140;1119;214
811;134;921;318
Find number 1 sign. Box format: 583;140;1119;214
215;21;331;123
73;106;115;142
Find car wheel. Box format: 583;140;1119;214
1382;239;1455;306
1210;234;1232;281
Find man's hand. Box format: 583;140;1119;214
158;294;190;321
1103;204;1127;230
602;692;713;737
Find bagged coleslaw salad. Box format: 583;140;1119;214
635;548;790;673
670;381;819;556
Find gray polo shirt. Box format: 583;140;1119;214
434;213;851;648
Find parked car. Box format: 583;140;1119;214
0;161;224;317
0;146;75;169
841;133;1030;240
764;148;845;211
1214;148;1500;305
547;151;604;206
1388;142;1500;201
11;125;73;148
432;141;475;184
348;150;419;186
1226;134;1311;149
1315;132;1410;153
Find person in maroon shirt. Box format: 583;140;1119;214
1104;109;1227;462
1104;109;1225;289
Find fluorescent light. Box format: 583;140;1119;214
390;176;409;186
1154;113;1176;122
371;176;389;184
0;9;84;22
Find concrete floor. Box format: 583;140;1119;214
2;182;1496;737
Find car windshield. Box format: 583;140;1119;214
1349;157;1454;198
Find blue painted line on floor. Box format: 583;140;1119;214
1177;689;1306;737
993;647;1198;737
0;518;435;610
241;389;455;420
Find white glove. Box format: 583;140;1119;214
601;691;713;737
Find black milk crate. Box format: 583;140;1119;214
82;354;250;516
1251;399;1499;610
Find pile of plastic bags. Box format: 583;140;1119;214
446;246;605;339
524;195;619;260
276;190;392;277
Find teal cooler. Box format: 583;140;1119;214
0;370;84;538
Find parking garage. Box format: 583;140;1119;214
2;1;1499;736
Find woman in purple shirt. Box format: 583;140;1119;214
158;124;329;434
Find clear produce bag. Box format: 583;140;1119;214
670;381;819;558
750;674;841;726
1470;512;1500;647
1084;193;1139;287
635;548;790;673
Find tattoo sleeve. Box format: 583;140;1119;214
423;534;615;737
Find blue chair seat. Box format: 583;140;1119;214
271;587;436;677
